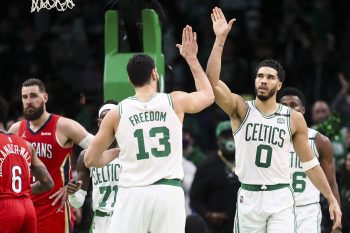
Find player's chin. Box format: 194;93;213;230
256;94;269;101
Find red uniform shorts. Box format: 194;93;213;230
0;197;37;233
36;203;74;233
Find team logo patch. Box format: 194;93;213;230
240;196;243;203
277;118;285;124
40;132;51;136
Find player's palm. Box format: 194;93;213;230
211;7;236;39
176;25;198;60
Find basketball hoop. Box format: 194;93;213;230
31;0;75;12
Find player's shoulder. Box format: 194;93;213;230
8;121;22;134
56;115;82;129
314;131;331;144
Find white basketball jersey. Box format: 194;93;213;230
116;93;183;187
90;158;121;212
234;100;292;185
290;128;320;206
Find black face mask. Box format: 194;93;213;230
183;138;190;150
219;139;235;160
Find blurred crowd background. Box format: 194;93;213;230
1;0;350;232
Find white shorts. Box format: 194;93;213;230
108;183;186;233
90;211;113;233
296;203;321;233
234;186;296;233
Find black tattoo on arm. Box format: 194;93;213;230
31;165;54;194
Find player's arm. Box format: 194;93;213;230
315;132;341;203
8;121;20;134
171;25;214;117
68;150;90;208
206;7;247;119
291;111;342;230
84;108;120;168
29;142;54;194
57;117;94;149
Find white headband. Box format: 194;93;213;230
98;104;118;118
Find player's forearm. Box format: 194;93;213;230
329;178;341;205
31;165;54;194
85;148;120;168
206;38;225;87
306;165;335;201
187;57;215;105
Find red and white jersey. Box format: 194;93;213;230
0;131;32;198
18;114;73;218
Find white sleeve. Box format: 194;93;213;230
68;189;87;208
78;134;94;149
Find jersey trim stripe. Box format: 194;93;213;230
296;202;319;207
153;178;181;187
119;102;123;115
234;188;242;233
287;108;292;143
288;186;297;233
167;94;173;109
127;93;158;103
64;202;73;233
232;103;250;137
310;134;318;158
60;155;70;186
27;114;53;134
252;100;282;118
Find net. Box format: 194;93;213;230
31;0;75;12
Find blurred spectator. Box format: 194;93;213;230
185;214;210;233
190;121;240;233
312;101;347;171
183;127;206;167
332;74;350;128
182;154;196;216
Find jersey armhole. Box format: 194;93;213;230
118;102;123;116
166;94;174;109
287;108;293;143
233;101;250;137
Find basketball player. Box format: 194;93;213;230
278;87;342;232
206;7;341;232
0;96;54;233
8;78;94;233
67;100;121;233
84;25;214;233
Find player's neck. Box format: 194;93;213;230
29;112;51;128
134;85;157;102
255;97;279;115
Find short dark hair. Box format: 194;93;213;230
127;54;155;87
22;78;46;92
256;59;285;82
0;96;9;123
278;86;306;106
103;99;119;105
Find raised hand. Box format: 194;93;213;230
176;25;198;60
211;7;236;41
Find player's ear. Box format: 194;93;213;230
151;69;158;81
43;92;48;103
277;81;282;91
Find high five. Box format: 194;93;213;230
206;7;341;233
